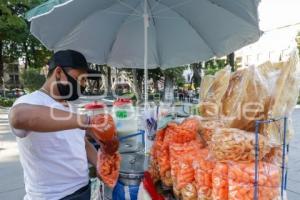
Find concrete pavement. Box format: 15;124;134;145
0;107;299;199
0;108;25;200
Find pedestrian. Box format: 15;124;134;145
9;50;119;200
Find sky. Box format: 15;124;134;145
259;0;300;31
237;0;300;60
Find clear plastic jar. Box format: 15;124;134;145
112;98;138;138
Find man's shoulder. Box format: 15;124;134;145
13;91;45;107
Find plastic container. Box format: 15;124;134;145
112;98;138;138
84;101;106;116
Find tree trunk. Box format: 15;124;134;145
106;65;113;97
191;63;202;88
23;41;28;69
153;79;159;93
163;75;174;102
227;52;235;72
132;68;141;102
0;40;3;85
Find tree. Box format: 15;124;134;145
191;62;202;88
105;65;113;97
148;68;163;93
162;66;185;102
227;52;235;72
204;59;227;75
0;1;27;83
20;67;45;92
0;0;51;85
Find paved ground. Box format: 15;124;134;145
0;107;299;199
0;108;25;200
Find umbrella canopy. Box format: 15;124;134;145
27;0;262;69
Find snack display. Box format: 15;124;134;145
147;51;299;200
97;151;121;188
228;162;281;200
209;128;271;162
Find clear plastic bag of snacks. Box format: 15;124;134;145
97;151;121;188
209;128;271;162
193;149;215;200
181;182;198;200
198;120;227;143
199;66;231;118
212;162;228;200
228;162;281;200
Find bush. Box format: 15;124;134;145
0;97;15;107
21;68;45;92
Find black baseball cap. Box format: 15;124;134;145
48;50;92;73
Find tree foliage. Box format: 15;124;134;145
20;67;45;92
0;0;51;85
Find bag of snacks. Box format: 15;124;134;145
209;128;271;162
181;182;198;200
149;128;166;182
181;116;203;133
212;163;228;200
199;66;231;118
91;114;116;142
264;147;285;166
170;140;204;189
198;120;227;143
228;162;281;200
97;151;121;188
221;68;250;118
193;149;215;200
200;75;215;100
228;66;271;133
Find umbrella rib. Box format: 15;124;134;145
155;1;217;56
152;0;196;16
117;0;143;16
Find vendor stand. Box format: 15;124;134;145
25;0;298;199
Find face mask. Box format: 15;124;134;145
56;69;85;101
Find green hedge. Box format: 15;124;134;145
0;97;15;107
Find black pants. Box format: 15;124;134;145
60;182;91;200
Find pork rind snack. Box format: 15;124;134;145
209;128;271;162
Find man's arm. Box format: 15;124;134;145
9;103;86;132
85;137;98;167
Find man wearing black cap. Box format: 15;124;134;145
9;50;118;200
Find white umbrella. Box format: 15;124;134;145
27;0;262;101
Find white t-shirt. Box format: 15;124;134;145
10;91;89;200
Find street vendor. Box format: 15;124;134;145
9;50;118;200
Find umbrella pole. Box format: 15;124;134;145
144;0;153;154
144;0;149;105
